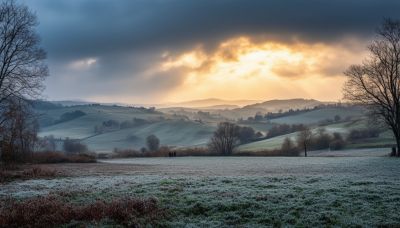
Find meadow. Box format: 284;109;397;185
1;155;400;226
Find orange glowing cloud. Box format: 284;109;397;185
155;37;367;103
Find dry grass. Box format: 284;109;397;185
111;147;219;158
0;166;60;183
0;195;165;227
109;147;301;158
234;148;300;156
32;151;97;163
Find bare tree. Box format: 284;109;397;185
0;98;38;164
296;127;312;157
0;0;48;105
208;122;239;155
344;18;400;156
0;1;47;164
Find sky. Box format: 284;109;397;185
21;0;400;104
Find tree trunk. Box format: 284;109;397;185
304;144;307;157
397;137;400;157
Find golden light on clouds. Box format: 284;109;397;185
157;37;365;103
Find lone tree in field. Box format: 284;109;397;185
146;134;160;151
208;122;239;155
344;18;400;156
296;127;312;157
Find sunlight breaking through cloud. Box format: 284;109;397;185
158;37;366;102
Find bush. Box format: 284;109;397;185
0;196;164;227
54;110;86;124
266;124;306;139
347;128;380;141
63;138;88;154
146;135;160;151
330;132;346;150
280;137;300;156
237;126;256;143
311;129;332;150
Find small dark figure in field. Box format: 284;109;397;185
168;152;177;157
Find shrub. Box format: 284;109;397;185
63;138;88;154
311;128;332;150
54;110;86;124
280;137;300;156
111;149;142;158
237;126;256;143
330;132;346;150
266;124;306;139
347;128;380;141
146;135;160;151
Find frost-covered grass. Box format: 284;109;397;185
1;157;400;226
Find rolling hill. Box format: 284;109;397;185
161;98;260;108
34;99;389;154
34;103;216;153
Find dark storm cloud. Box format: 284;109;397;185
26;0;400;60
20;0;400;101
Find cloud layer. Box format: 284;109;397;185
22;0;400;103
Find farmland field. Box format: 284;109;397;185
2;154;400;226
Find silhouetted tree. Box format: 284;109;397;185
0;1;48;105
296;127;313;157
208;122;239;155
146;134;160;151
0;1;47;165
344;18;400;156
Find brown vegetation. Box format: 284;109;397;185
32;151;97;163
0;166;60;183
0;196;165;227
112;147;217;158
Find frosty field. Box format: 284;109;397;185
1;156;400;226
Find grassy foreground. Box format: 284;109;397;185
1;156;400;226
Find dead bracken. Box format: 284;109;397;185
0;195;165;227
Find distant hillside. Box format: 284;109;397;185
32;100;373;154
162;98;260;108
242;99;325;112
270;106;365;125
211;99;327;119
197;104;240;110
34;102;216;153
